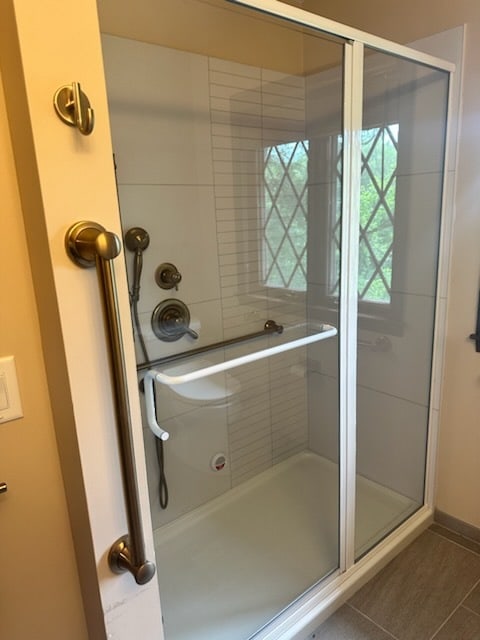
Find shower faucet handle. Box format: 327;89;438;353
167;315;198;340
156;263;182;291
184;326;199;340
151;299;198;342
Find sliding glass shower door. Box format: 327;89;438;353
355;49;449;558
100;2;346;638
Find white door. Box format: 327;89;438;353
1;0;164;637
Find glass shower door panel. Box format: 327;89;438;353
100;1;345;637
355;48;449;558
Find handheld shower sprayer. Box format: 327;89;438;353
125;227;150;364
125;227;150;304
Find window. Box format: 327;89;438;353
262;124;399;323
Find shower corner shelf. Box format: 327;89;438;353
143;323;337;441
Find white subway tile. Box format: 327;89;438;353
210;70;262;90
212;134;261;151
210;83;262;102
210;96;263;115
214;161;260;176
209;56;261;78
262;68;304;88
263;104;305;121
211;122;262;140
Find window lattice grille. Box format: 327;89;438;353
263;126;398;301
263;141;309;291
331;124;398;303
359;125;398;303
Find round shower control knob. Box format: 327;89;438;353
151;299;198;342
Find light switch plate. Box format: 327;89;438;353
0;356;23;423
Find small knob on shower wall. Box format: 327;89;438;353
155;263;182;291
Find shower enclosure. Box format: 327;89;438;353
97;1;452;638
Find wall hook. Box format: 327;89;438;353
53;82;94;135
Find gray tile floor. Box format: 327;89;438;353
310;524;480;640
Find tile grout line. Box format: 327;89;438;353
462;603;480;618
427;575;480;639
346;603;400;639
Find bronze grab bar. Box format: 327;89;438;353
136;319;284;372
66;221;155;586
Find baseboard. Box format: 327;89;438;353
434;509;480;544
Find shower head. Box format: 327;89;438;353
125;227;150;254
125;227;150;306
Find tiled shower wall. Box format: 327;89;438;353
102;35;310;527
209;57;309;485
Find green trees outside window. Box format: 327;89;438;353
262;124;399;303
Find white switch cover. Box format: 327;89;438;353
0;356;23;423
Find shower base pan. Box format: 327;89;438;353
154;451;417;640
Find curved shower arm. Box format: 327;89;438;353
65;220;156;586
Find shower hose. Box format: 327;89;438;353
130;244;169;510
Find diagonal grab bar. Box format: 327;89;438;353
136;319;284;372
143;324;337;440
66;221;155;586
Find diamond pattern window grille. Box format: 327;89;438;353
330;124;399;303
262;126;397;300
263;141;309;291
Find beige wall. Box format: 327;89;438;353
0;73;88;639
306;0;480;529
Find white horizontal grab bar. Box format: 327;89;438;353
143;324;336;441
151;324;337;386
